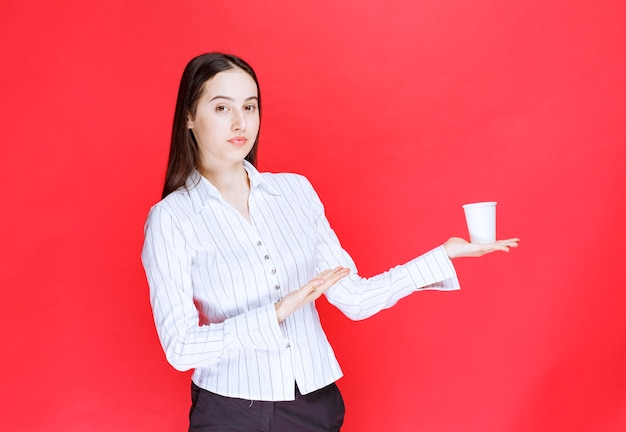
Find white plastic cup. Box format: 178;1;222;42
462;201;497;244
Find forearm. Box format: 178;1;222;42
324;245;459;320
155;301;285;371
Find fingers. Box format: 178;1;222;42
315;266;350;279
322;266;351;284
294;267;351;302
496;238;520;246
450;237;520;258
307;267;350;296
276;267;351;322
494;238;520;252
476;238;520;255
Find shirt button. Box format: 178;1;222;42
285;342;291;348
274;284;280;290
264;255;270;260
271;269;277;274
257;241;262;246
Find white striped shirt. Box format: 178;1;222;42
141;161;460;401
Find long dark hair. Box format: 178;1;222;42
162;53;261;199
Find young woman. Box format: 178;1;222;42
141;52;519;432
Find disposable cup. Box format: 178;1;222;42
462;202;497;244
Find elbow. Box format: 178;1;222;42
340;307;374;321
329;299;372;321
165;350;195;372
163;337;199;372
170;362;193;372
162;336;223;372
344;312;373;321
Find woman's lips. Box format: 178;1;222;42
228;137;248;146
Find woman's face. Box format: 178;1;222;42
187;69;260;170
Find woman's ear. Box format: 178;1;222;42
186;113;194;129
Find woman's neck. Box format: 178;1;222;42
199;162;251;222
199;162;248;193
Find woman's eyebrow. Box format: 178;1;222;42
209;95;259;102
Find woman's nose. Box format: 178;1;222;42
232;109;247;132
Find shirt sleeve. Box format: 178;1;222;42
307;180;461;321
141;204;285;372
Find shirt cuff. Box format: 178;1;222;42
223;303;286;352
404;245;461;291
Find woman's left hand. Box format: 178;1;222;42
443;237;520;259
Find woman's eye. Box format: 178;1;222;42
244;105;257;112
216;105;228;112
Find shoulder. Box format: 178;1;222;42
258;171;316;196
146;186;196;226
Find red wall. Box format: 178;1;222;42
2;1;625;431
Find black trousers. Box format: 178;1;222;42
189;381;345;432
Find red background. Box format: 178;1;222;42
2;1;625;431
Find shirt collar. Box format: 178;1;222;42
186;160;281;214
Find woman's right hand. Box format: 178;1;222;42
275;267;351;322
